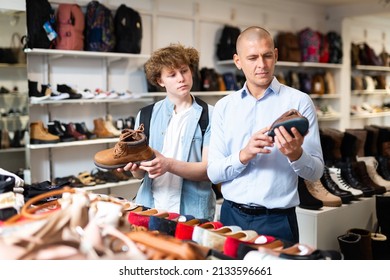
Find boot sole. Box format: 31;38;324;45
93;154;156;170
30;139;60;144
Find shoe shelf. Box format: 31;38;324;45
354;65;390;72
217;60;343;69
350;111;390;120
27;137;119;150
0;147;24;153
24;48;150;64
351;90;389;95
296;196;376;250
0;63;27;69
318;114;341;121
81;178;140;192
28;97;154;106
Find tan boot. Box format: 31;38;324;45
30;121;60;144
93;117;115;138
94;124;155;169
304;179;342;207
105;114;121;137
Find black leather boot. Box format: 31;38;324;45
376;155;390;180
75;122;97;139
47;120;75;142
355;161;387;195
320;166;354;204
347;228;373;260
297;177;323;210
337;161;375;197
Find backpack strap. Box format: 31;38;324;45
194;96;208;138
139;103;155;144
139;96;209;145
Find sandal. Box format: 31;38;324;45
90;168;107;184
78;171;96;186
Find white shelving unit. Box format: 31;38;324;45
25;49;152;193
297;197;376;250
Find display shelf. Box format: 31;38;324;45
29;97;154;105
217;60;343;69
351;90;389;95
24;48;150;61
82;179;140;192
354;65;390;72
27;137;119;150
350;111;390;120
0;147;24;153
297;196;376;250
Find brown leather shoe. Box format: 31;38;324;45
268;109;309;139
93;124;155;169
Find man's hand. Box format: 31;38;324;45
273;126;305;162
239;126;274;165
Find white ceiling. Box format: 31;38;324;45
294;0;384;7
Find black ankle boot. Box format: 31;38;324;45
337;161;375;197
320;166;354;204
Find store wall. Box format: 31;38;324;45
50;0;332;68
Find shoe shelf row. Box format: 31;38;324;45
350;65;390;127
216;60;343;69
82;178;141;192
27;137;119;150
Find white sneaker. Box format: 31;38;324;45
328;167;363;197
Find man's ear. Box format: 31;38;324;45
274;48;279;62
233;53;241;70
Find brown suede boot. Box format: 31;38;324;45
94;124;155;169
93;117;115;138
30;121;60;144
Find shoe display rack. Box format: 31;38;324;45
24;48;230;198
0;61;28;173
350;64;390;126
25;48;153;196
296;196;376;250
216;60;343;130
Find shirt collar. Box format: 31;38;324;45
241;76;282;99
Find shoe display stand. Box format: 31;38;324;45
296;196;376;251
0;61;28;172
216;60;343;130
25;48;153;196
350;65;390;127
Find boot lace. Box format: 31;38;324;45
113;124;145;158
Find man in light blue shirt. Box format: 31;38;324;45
207;26;324;243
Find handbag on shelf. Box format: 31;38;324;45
0;33;25;64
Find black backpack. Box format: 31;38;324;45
114;4;142;54
85;1;116;52
139;97;209;145
25;0;56;49
327;31;343;64
216;25;240;61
